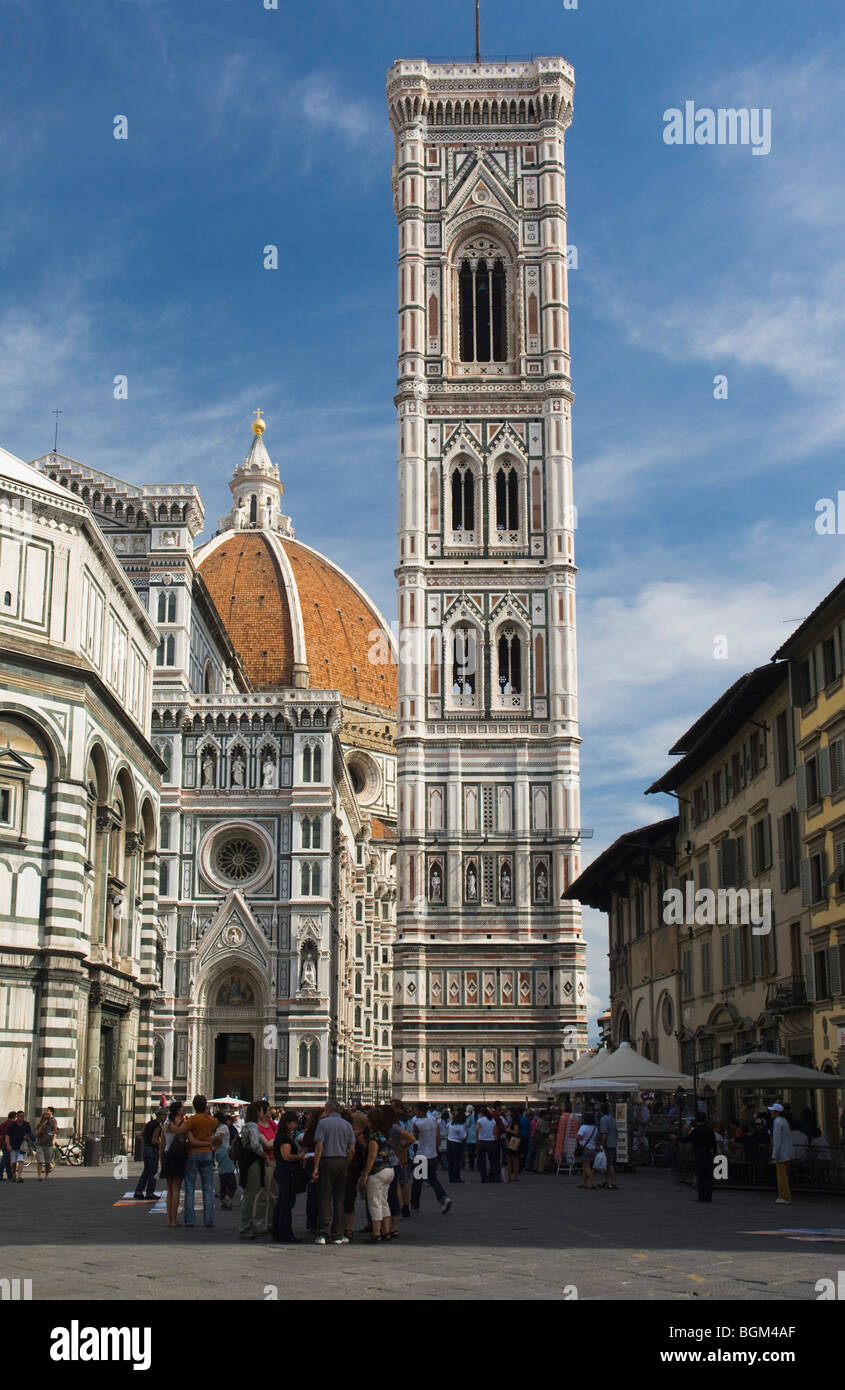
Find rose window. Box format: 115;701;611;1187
216;838;260;882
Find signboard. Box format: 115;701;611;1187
615;1102;628;1165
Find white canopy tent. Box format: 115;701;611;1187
538;1047;611;1094
542;1041;693;1095
544;1076;640;1095
698;1051;844;1091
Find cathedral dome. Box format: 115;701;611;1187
197;529;396;709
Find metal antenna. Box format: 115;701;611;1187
52;407;63;453
475;0;481;63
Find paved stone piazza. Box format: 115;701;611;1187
7;1163;844;1302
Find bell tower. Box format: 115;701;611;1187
387;56;587;1101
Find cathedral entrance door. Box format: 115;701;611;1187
214;1033;255;1100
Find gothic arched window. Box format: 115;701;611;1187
458;247;507;363
495;465;519;531
311;816;321;849
497;628;523;696
450;464;475;531
302;746;312;782
298;1038;318;1078
157;591;176;623
312;744;322;781
452;624;478;697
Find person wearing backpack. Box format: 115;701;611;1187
133;1109;164;1200
238;1101;274;1240
161;1100;189;1227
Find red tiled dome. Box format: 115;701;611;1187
198;531;396;710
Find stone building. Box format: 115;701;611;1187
774;576;845;1136
387;55;587;1102
26;413;397;1115
563;819;680;1068
645;664;809;1085
0;446;161;1143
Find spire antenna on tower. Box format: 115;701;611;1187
475;0;481;63
52;407;63;453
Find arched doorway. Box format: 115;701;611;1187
214;1032;255;1098
197;962;268;1101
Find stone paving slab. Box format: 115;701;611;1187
4;1163;844;1301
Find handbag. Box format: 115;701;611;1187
507;1135;521;1152
593;1148;608;1173
574;1126;596;1159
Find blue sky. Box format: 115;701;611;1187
2;0;844;1032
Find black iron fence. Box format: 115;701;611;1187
332;1085;390;1111
75;1085;136;1161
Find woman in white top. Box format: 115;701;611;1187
576;1110;600;1190
446;1109;467;1184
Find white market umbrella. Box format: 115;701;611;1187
698;1051;844;1090
208;1096;248;1107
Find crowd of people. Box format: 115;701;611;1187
131;1097;576;1242
0;1107;57;1181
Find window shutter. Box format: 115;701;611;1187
804;952;816;1002
751;929;763;979
736;835;747;885
721;933;732;988
796;763;808;812
733;926;744;982
770;915;777;974
799;858;812;906
786;710;796;776
814;645;824;695
829;945;843;998
773;718;784;785
751;824;760;878
719;766;727;804
836;840;845;893
831;741;840;793
725;838;738;887
818;746;832;799
777;814;788;892
763;815;772;871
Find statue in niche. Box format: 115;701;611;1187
262;755;276;789
201;752;215;788
465;863;478;902
299;945;318;993
535;864;548;902
500;863;512;901
231;752;246;788
429;864;443;903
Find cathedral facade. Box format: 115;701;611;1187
0;416;396;1141
387;57;588;1101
